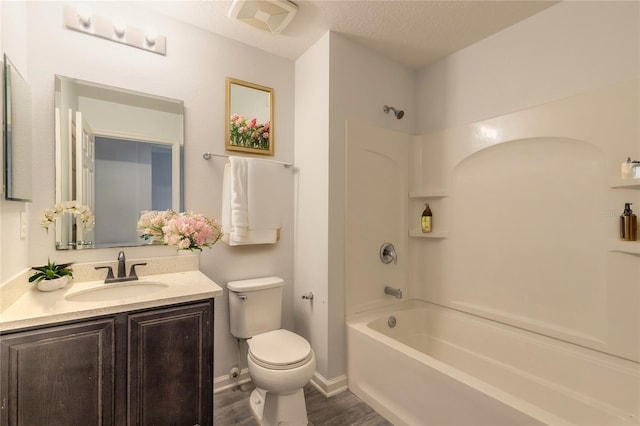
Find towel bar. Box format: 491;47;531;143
202;152;293;168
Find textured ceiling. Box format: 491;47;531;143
144;0;558;70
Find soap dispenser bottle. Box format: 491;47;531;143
421;203;432;233
620;203;637;241
622;157;634;179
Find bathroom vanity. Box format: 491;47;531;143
0;265;222;426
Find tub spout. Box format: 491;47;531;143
384;286;402;299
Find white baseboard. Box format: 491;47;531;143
309;372;348;398
214;369;348;398
214;368;252;394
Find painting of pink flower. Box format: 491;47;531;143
229;113;271;151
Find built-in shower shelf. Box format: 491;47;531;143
409;190;448;198
409;230;449;239
608;240;640;255
609;178;640;189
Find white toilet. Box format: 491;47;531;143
228;276;316;426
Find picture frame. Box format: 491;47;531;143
225;77;274;156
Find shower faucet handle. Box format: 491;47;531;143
380;242;397;264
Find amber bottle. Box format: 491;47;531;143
421;203;432;233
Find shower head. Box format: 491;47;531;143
383;105;404;119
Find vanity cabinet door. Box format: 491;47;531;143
0;319;115;426
126;300;213;426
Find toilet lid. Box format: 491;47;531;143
248;329;312;370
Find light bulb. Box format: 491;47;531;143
113;17;126;38
145;27;158;47
76;5;92;28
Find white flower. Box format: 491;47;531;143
41;201;95;231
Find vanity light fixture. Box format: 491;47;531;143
63;5;166;56
228;0;298;34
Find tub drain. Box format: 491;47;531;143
387;316;397;328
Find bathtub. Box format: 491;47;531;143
346;300;639;426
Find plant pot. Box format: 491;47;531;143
37;276;69;292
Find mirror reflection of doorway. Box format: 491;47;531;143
94;137;172;247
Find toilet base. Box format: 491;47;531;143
249;387;309;426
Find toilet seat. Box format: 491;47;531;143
248;329;313;370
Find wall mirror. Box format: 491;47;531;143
54;75;184;250
3;53;32;201
225;77;274;156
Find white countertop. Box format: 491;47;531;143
0;270;223;332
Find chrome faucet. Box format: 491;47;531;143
95;251;147;284
384;286;403;299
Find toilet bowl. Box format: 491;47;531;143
247;329;316;425
227;277;316;426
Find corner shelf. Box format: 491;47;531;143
608;240;640;256
409;230;449;239
409;190;449;238
609;178;640;189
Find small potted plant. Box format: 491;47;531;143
29;259;73;292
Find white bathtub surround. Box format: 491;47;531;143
409;80;640;362
345;121;409;316
345;78;639;423
348;301;639;425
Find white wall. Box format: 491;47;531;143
7;1;295;380
294;31;415;385
293;32;331;381
0;1;29;283
417;0;640;133
412;1;640;362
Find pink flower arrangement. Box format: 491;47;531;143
162;212;223;251
137;209;177;242
137;210;222;251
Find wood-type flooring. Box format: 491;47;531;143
214;383;392;426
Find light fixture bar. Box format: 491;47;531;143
63;5;166;56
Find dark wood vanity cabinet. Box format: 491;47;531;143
0;299;214;426
0;319;115;425
125;301;213;426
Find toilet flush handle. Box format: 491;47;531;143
237;294;247;300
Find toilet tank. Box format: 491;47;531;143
228;276;284;338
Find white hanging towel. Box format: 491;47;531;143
222;156;283;245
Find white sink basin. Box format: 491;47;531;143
65;281;170;302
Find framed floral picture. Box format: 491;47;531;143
225;77;274;156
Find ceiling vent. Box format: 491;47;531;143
228;0;297;34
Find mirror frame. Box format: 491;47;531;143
3;53;32;202
225;77;274;156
